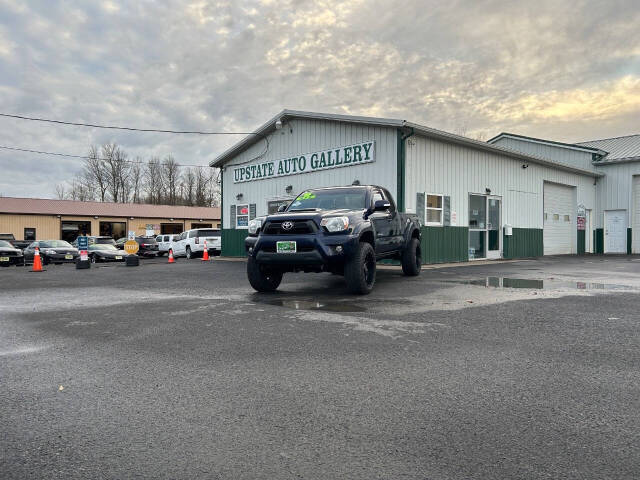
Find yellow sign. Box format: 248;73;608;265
124;240;139;255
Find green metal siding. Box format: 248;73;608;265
577;230;586;255
594;228;604;254
222;229;247;257
503;228;543;259
628;228;632;255
421;226;468;263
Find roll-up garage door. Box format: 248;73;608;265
633;176;640;254
543;182;575;255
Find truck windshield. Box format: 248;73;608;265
288;189;367;211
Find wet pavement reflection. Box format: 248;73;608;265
455;277;635;290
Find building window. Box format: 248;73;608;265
236;204;249;229
61;221;91;243
24;228;36;241
191;223;212;229
426;194;443;226
99;222;126;240
564;215;570;222
553;214;560;221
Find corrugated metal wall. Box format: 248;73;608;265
593;163;640;228
222;119;398;228
492;137;595;171
404;135;597;230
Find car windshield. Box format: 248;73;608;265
198;229;220;237
288;189;367;211
0;240;13;248
39;240;73;248
89;244;118;251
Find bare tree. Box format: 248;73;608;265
84;145;109;202
55;183;66;200
100;143;130;203
130;159;143;203
162;155;181;205
206;168;221;207
181;168;196;206
145;157;164;204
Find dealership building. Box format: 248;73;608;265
0;197;220;243
211;110;640;262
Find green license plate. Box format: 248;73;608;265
0;257;9;262
276;241;297;253
65;254;73;259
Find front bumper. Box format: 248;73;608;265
246;233;359;267
0;255;23;266
43;253;78;263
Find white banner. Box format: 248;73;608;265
232;141;375;183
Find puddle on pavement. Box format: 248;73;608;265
454;277;635;291
258;298;367;312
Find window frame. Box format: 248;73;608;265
425;193;444;226
235;203;249;229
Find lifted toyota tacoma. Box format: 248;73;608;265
245;185;422;294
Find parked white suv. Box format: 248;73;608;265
155;234;180;256
171;228;221;259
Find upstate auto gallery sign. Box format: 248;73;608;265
232;141;375;183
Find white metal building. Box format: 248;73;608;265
211;110;619;262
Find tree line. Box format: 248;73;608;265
55;143;220;207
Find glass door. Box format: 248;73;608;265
468;194;502;260
469;195;487;259
487;196;502;259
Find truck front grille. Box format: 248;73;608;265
262;220;317;235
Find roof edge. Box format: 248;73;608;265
487;132;607;155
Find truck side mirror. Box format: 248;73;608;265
277;204;288;213
374;200;391;211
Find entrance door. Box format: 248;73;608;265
487;196;502;259
469;194;502;260
604;210;627;253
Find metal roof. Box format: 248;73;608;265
576;134;640;162
0;197;220;220
211;110;601;178
487;132;606;155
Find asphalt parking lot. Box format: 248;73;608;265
2;255;640;479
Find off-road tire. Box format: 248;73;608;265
186;247;192;259
344;242;376;294
247;256;283;292
401;237;422;276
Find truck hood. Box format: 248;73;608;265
267;209;364;225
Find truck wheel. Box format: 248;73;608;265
345;242;376;294
247;257;283;292
186;247;192;259
401;238;422;276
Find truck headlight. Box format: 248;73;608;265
320;216;349;232
248;218;263;235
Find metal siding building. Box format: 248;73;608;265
212;110;611;262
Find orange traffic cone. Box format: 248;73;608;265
201;240;210;261
168;248;175;264
32;246;43;272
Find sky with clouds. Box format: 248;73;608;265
0;0;638;198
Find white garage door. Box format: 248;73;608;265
633;176;640;253
544;182;574;255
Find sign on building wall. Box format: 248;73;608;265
232;141;375;183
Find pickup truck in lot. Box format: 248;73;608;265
0;233;31;250
245;185;422;294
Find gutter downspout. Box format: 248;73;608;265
396;125;415;212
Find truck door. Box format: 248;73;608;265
370;189;394;254
382;187;404;250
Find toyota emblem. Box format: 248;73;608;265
282;221;294;230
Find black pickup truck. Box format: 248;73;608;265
245;185;422;294
0;233;31;250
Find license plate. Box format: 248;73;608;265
276;241;296;253
65;254;73;259
0;256;9;262
115;256;122;260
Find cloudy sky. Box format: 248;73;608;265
0;0;638;198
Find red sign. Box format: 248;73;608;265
577;216;586;230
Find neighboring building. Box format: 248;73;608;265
211;110;602;262
0;197;220;243
489;133;640;255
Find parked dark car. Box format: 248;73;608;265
22;240;79;265
115;236;158;257
72;236;116;248
0;240;24;266
87;244;125;263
